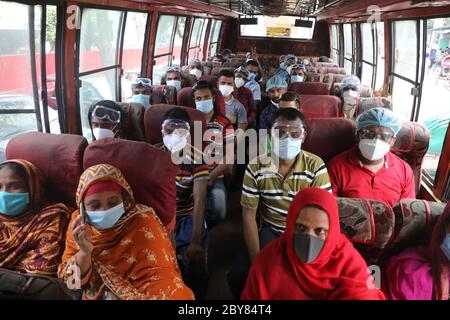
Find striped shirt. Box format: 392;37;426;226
241;151;331;234
157;144;209;216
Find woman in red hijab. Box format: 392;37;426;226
241;187;385;300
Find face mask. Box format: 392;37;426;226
195;99;214;114
271;98;280;108
247;73;257;81
441;234;450;262
86;202;125;230
359;139;391;161
272;137;302;160
0;191;30;217
92;128;115;140
342;93;358;119
163;134;188;153
293;233;325;264
286;65;294;75
291;75;304;83
166;80;182;92
219;84;234;97
234;77;245;88
189;68;202;79
130;94;150;109
343;89;359;98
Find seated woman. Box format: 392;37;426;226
88;100;128;141
58;164;194;300
0;160;71;275
384;202;450;300
241;187;385;300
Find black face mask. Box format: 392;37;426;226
293;233;325;264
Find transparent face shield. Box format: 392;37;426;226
271;122;305;141
161;119;190;137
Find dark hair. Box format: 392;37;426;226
192;80;213;94
87;100;127;129
270;108;305;128
246;60;259;67
280;91;301;109
164;107;191;123
218;69;235;79
213;54;224;62
221;49;232;55
0;162;28;187
319;56;330;62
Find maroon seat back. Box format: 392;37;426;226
303;118;356;163
6;132;88;209
289;82;330;95
198;75;218;89
177;86;226;115
149;85;177;105
83;139;177;228
300;95;342;118
144;104;207;146
116;102;146;142
211;67;235;77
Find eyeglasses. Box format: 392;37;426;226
271;123;305;140
358;129;394;142
234;66;249;76
162;119;190;136
91;105;121;123
131;78;152;89
291;64;306;72
165;66;181;73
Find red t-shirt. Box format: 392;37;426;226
327;147;416;206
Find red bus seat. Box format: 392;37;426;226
144;104;206;146
83;138;178;231
313;62;339;68
357;97;393;116
6;132;88;209
222;61;243;68
116;102;146;142
211;67;235;77
148;85;177;105
317;67;347;75
177;86;226;115
288;82;330;95
198;75;218;89
300;95;342;118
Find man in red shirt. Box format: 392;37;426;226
327;108;415;206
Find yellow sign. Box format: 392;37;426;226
266;27;291;37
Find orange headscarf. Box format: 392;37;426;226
58;164;194;300
242;187;386;300
0;159;71;275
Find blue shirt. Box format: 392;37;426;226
244;80;261;101
259;102;278;130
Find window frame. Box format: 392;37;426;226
187;17;208;61
208;19;223;58
359;22;377;89
330;24;341;66
343;23;355;74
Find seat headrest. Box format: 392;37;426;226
211;67;235;77
83;138;178;227
357;97;393;116
177;87;226;115
198;75;218;89
115;102;146;142
149;85;177;105
6;132;88;209
303;118;356;163
288;82;330;95
144;104;207;145
300;95;342;118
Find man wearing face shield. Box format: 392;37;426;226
232;67;257;127
289;63;307;84
88;100;126;142
161;66;188;92
128;77;152;109
328;108;415;207
277;54;297;82
157;108;210;299
244;60;262;103
259;76;288;130
339;75;361;119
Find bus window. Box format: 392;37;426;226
172;17;187;66
121;11;149;101
331;24;340;65
209;20;222;57
361;23;375;88
77;8;123;139
375;22;385;91
188;18;206;62
418;17;450;182
343;23;354;74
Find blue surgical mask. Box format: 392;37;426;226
86;202;125;230
195;99;214;114
0;191;30;217
130;94;150;109
247;73;257;81
273;137;302;160
166;80;182;92
441;234;450;262
291;75;304;83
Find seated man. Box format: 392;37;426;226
244;60;262;103
188;59;203;80
88;100;127;141
328;108;415;207
339;75;362;119
221;49;233;61
192;81;234;226
217;69;248;133
212;54;224;66
231;67;257;128
128;77;152;109
277;54;297;81
259;76;288;130
157;108;209;298
289;63;307;84
242;108;331;261
279;91;301;111
161;66;189;92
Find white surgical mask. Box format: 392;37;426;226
189;68;202;79
166;80;182;91
273;137;302;160
234;77;245;88
343;90;359;98
163;134;188;153
291;75;304;83
219;84;234;97
359;139;391;161
92;128;115;140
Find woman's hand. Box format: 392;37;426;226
72;214;93;255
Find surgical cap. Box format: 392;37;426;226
234;66;249;78
341;75;361;93
291;63;306;72
356;108;402;136
265;76;288;92
284;54;297;64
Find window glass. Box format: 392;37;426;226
152;55;170;85
361;23;374;63
361;63;374;87
331;24;339;50
240;16;316;40
393;20;418;80
375;22;385;91
198;19;208;60
212;20;222;43
391;76;415;121
155;15;176;56
172;17;186;66
344;24;353;59
79;9;122;72
190;18;205;49
344;59;352;75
